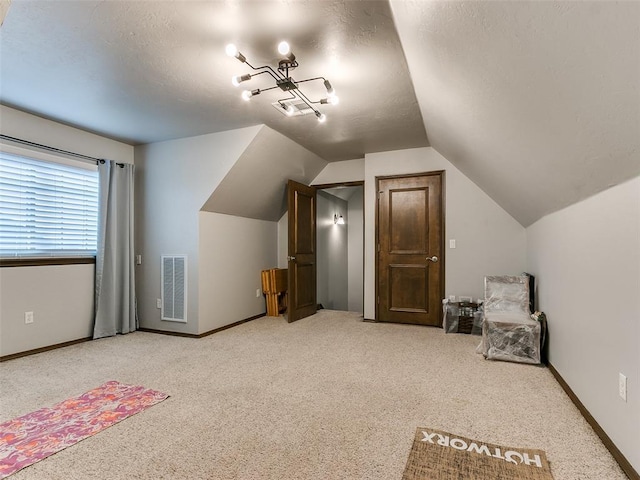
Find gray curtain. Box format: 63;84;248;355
93;160;136;339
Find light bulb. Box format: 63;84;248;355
232;74;251;87
316;112;326;123
225;43;246;63
323;79;334;96
285;105;295;116
225;44;238;57
321;95;339;105
242;89;260;101
278;41;290;56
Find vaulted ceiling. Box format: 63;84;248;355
390;0;640;226
0;1;638;226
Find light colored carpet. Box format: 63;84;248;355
0;310;626;479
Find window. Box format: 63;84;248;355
0;150;99;258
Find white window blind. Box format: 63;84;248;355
0;151;99;258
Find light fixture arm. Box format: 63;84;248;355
277;91;298;108
259;85;283;94
244;62;284;84
293;76;328;85
291;89;323;118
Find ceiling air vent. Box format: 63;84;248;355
271;99;315;117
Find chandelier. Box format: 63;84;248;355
225;41;338;123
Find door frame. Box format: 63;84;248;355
374;171;445;324
313;181;365;313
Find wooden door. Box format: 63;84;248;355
376;172;444;326
287;180;317;322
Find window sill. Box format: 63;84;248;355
0;257;96;268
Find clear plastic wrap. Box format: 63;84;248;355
481;318;541;364
443;300;483;335
479;275;541;364
484;275;530;315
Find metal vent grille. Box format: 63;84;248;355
161;255;187;322
271;99;314;117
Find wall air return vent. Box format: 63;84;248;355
271;99;315;117
161;255;187;322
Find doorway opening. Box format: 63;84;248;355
315;182;364;314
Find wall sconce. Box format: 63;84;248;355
334;214;345;225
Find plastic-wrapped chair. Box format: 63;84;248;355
480;275;541;364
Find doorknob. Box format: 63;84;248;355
287;256;296;261
426;256;438;263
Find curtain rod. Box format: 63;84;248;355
0;134;121;166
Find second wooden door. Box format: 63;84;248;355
376;172;444;326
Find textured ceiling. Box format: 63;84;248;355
1;1;638;226
0;0;427;161
391;0;640;226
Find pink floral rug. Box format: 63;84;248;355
0;381;169;478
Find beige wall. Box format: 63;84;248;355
198;212;276;333
134;126;262;335
363;148;527;318
312;158;365;185
527;176;640;472
0;106;134;357
0;105;133;164
310;149;526;319
311;147;526;320
0;265;95;356
316;191;349;310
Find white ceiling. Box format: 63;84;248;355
202;125;327;221
391;0;640;226
0;0;427;161
1;1;638;226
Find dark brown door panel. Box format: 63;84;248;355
377;172;444;326
287;180;317;322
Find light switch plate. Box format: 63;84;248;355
619;373;627;401
449;239;456;249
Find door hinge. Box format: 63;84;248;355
377;296;380;304
377;244;380;252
